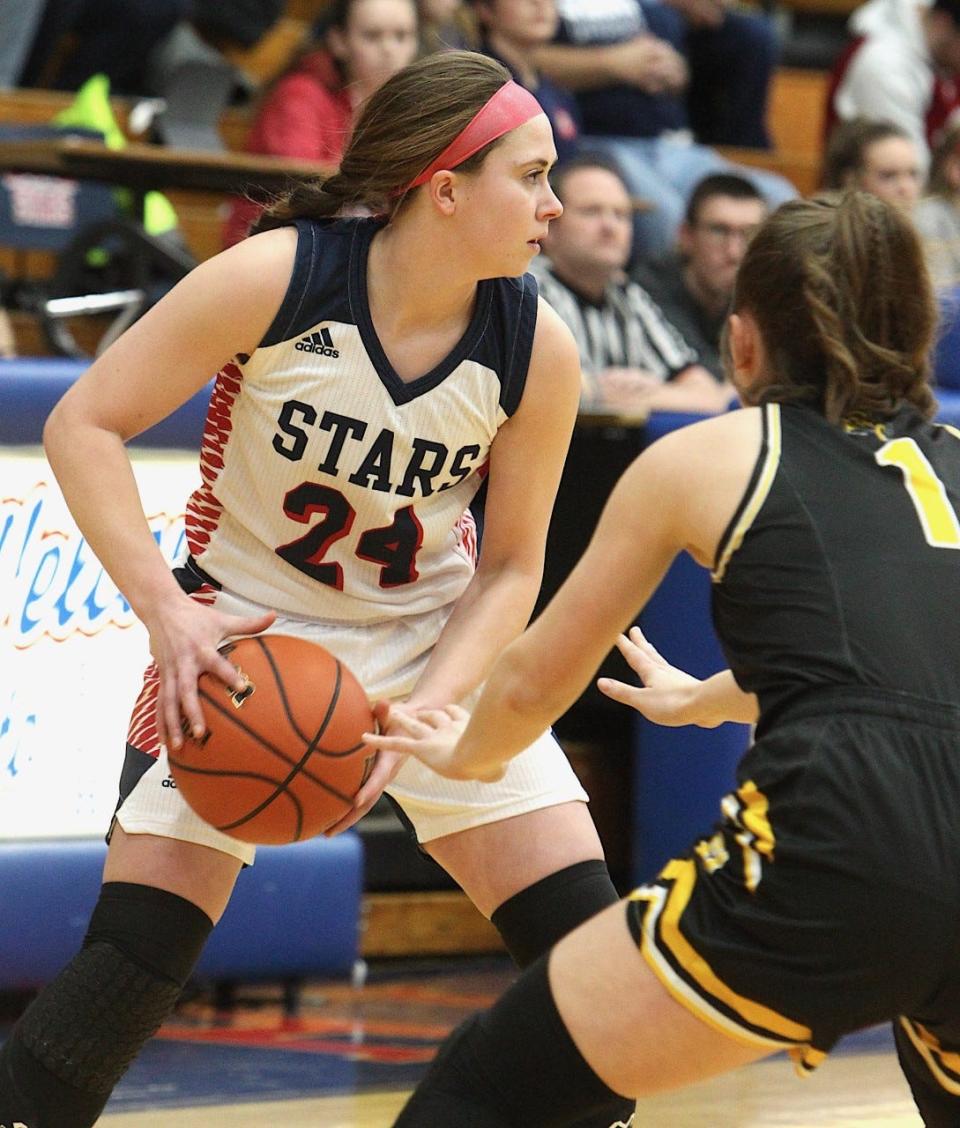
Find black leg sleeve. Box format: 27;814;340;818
0;881;213;1128
394;954;630;1128
489;860;636;1127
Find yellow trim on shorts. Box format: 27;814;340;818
713;402;782;582
790;1045;827;1075
900;1018;960;1094
726;780;775;893
630;857;811;1048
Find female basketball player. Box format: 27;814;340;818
0;52;635;1128
370;191;960;1127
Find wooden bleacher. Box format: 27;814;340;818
720;66;828;197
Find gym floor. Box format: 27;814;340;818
10;954;913;1127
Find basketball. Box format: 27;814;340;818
168;635;376;844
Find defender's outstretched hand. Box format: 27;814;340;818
363;704;503;782
597;626;706;727
597;626;759;729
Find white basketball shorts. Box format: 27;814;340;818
116;583;588;864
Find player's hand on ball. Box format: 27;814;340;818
597;626;702;727
144;593;275;752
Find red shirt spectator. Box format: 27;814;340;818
223;0;418;247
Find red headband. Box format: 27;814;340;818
405;81;544;191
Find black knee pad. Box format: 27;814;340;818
0;882;213;1127
491;859;620;969
394;955;629;1128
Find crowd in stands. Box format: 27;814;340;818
223;0;421;247
5;0;960;398
529;153;734;415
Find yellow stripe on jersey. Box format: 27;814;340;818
630;858;811;1046
713;403;782;581
899;1018;960;1094
875;436;960;548
942;424;960;442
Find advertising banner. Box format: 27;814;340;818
1;448;198;838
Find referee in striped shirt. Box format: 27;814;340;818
533;154;735;417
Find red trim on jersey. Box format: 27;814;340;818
125;584;219;758
454;508;478;567
126;662;162;757
185;362;243;559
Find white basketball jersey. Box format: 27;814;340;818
185;217;540;623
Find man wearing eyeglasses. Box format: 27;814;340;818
633;172;767;381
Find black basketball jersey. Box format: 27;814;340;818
712;401;960;725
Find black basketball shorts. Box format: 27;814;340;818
625;687;960;1074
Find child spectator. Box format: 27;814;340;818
822;117;923;211
634;172;767;382
472;0;581;163
223;0;419;247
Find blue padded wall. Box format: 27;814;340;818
0;357;211;448
632;551;749;882
0;836;363;990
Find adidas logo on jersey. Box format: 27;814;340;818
295;327;339;358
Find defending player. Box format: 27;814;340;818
368;190;960;1127
0;52;634;1128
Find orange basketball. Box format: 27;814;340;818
169;635;376;844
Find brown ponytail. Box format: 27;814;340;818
732;191;937;422
253;50;511;231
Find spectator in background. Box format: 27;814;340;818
16;0;188;95
828;0;960;169
472;0;581;163
534;154;733;416
223;0;419;246
915;121;960;288
822;117;923;211
634;172;767;382
532;0;794;256
666;0;779;150
418;0;475;51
